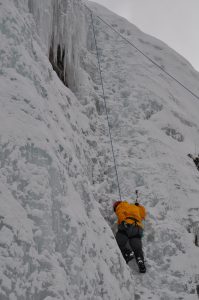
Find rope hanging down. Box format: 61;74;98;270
89;11;122;202
85;5;199;102
85;4;199;202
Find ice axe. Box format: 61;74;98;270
135;189;139;206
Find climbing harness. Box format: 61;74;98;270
89;9;122;201
125;216;139;225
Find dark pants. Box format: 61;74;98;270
116;223;144;261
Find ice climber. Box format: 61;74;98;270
113;199;146;273
188;153;199;170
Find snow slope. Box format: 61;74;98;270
0;0;199;299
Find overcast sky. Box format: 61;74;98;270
92;0;199;71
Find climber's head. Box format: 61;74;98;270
113;201;122;212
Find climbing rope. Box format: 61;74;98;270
89;10;122;201
85;4;199;202
85;4;199;102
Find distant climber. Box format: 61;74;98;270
195;226;199;247
113;195;146;273
188;153;199;171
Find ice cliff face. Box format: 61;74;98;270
0;0;199;300
0;1;134;299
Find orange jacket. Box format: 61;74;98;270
115;201;146;228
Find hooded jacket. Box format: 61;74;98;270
115;201;146;228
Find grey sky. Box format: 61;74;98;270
92;0;199;71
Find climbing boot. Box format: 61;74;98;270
123;250;134;264
137;257;146;273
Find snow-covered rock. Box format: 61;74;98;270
0;0;199;299
0;1;133;299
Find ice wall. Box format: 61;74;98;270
27;0;89;92
0;1;134;299
1;0;199;298
85;2;199;299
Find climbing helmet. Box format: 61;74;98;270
113;201;122;212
